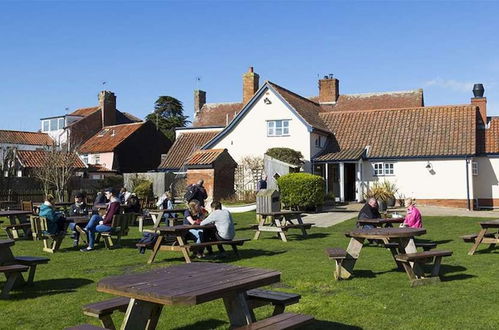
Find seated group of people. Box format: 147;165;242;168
183;199;235;259
357;197;423;228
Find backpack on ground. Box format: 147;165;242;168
137;232;159;254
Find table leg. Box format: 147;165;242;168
468;228;487;255
253;216;267;240
223;291;253;327
121;298;163;330
295;214;308;238
147;234;165;264
176;235;191;263
338;237;365;279
399;238;425;277
274;217;287;242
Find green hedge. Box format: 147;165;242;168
133;180;154;200
265;147;303;166
277;173;325;210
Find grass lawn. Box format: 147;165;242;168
1;212;499;329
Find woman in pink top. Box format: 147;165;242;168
401;198;423;228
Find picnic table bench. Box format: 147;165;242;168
462;219;499;255
0;210;33;240
81;262;313;329
0;239;49;298
254;210;314;242
145;224;248;264
395;250;453;287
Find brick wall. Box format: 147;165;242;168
186;169;214;207
415;199;472;209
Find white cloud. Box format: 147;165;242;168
424;78;474;93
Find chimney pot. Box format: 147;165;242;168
249;66;254;73
473;83;485;98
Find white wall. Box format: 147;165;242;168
86;152;114;170
361;158;472;200
210;87;313;171
472;156;499;199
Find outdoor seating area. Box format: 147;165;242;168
254;210;314;242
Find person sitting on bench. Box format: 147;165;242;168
184;199;209;258
80;188;120;252
357;197;381;228
68;192;90;247
399;198;423;228
200;201;235;257
39;194;66;235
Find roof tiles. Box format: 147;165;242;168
16;150;86;169
79;123;143;153
185;149;226;165
192;102;243;128
0;130;53;146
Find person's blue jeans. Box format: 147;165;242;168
362;224;375;229
69;222;79;241
188;229;203;243
85;214;112;248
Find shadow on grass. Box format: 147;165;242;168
352;268;397;278
153;249;287;264
8;277;94;300
303;320;362;329
172;319;227;330
439;264;475;282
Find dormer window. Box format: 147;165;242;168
267;120;290;137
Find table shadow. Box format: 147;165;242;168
285;233;331;240
303;320;363;329
7;277;94;300
172;319;227;330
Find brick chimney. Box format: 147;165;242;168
471;83;487;125
99;90;116;127
243;67;259;104
319;74;339;103
194;90;206;118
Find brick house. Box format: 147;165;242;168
160;67;499;209
0;130;53;176
79;121;171;173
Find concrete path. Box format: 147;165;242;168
301;203;499;228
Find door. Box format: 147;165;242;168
344;163;356;201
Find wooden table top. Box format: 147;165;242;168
0;239;15;247
479;219;499;228
157;224;215;233
346;227;426;239
357;217;405;225
257;210;302;216
33;202;73;207
97;263;281;306
0;210;32;216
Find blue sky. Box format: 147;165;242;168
1;0;499;131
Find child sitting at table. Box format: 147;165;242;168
38;194;66;235
400;198;423;228
184;199;209;258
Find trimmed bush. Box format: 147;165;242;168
133;180;154;200
266;147;303;166
277;173;325;210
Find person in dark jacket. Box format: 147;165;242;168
68;192;89;247
38;194;66;235
80;187;121;251
357;197;381;228
94;191;107;205
188;180;208;207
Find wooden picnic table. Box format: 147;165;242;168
0;200;18;210
466;219;499;255
96;262;281;329
338;227;426;279
141;208;186;232
357;217;405;227
0;210;33;239
254;210;314;242
147;224;216;264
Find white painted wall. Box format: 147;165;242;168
361;158;472;200
210;88;313;171
472;156;499;199
85;152;114;169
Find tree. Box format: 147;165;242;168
145;96;190;142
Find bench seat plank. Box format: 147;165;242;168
83;297;130;315
234;313;314;330
395;250;452;262
384;242;437;251
325;247;347;259
15;256;50;265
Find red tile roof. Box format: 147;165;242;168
0;130;53;146
192;102;243;127
268;82;330;132
79;123;144;154
318;105;477;159
158;130;220;170
315;147;366;162
16;150;86;169
478;117;499;154
69;106;100;117
185;149;226;166
310;89;424;112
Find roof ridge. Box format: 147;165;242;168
319;104;475;116
267;81;320;106
341;89;423;98
0;129;48;135
101;122;144;129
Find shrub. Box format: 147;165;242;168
277;173;325;210
265;148;304;166
133;180;154;200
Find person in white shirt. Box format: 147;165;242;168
200;201;235;255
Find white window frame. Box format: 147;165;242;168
472;162;478;176
58;118;65;130
373;162;395;176
82;154;89;165
42;120;50;132
267;120;290;137
94;154;100;164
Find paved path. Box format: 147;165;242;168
301;203;499;228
